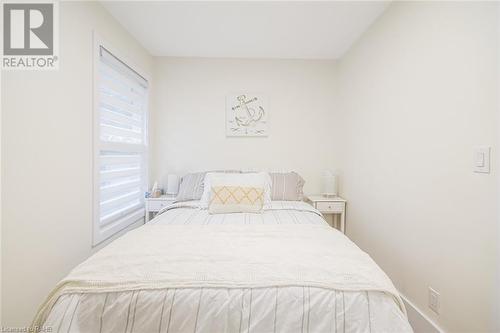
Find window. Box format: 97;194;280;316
93;39;148;245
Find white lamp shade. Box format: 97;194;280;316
166;174;180;195
322;171;338;197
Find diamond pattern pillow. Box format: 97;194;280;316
208;186;264;214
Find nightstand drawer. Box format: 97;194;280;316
316;201;344;213
148;200;172;212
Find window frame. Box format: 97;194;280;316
92;33;150;246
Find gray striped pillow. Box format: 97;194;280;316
175;170;242;202
270;172;305;201
175;172;206;202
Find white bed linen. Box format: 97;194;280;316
34;201;412;333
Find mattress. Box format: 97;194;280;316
35;201;412;333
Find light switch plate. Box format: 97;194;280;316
428;287;440;314
473;146;490;173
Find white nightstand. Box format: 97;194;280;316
306;195;347;233
145;194;176;222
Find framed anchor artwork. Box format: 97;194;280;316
226;93;268;137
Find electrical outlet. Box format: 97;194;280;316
428;287;440;314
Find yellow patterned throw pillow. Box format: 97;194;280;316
209;186;264;214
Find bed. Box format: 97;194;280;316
33;200;412;333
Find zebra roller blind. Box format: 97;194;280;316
94;45;148;245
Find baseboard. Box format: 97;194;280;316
400;293;444;333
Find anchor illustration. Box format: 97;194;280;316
233;94;265;127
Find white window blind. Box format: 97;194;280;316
93;45;148;245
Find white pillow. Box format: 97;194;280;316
208;186;264;214
200;172;272;209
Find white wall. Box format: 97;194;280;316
337;2;499;332
496;4;500;332
1;2;152;326
0;65;3;328
151;57;339;194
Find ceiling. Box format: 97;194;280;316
101;1;390;59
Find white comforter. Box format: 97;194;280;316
33;201;412;333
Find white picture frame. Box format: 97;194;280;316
226;93;268;137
